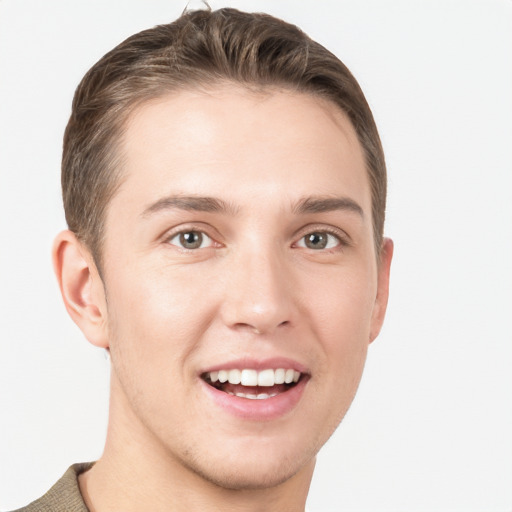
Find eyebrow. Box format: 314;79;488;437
292;196;365;218
141;194;364;219
141;195;239;218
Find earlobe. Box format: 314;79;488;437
369;237;393;343
52;230;109;348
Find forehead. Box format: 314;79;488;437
113;85;370;216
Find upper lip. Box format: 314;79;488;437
199;357;309;375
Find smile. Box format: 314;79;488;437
202;368;302;400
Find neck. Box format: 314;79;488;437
79;372;314;512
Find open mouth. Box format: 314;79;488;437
202;368;304;400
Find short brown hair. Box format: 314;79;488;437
62;7;386;269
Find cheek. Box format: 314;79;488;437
308;263;377;342
103;268;211;430
306;263;377;396
103;261;216;377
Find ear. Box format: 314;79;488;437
52;230;109;348
369;237;393;343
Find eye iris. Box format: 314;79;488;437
179;231;202;249
305;232;328;249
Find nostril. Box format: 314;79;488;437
234;319;290;335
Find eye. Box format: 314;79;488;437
168;230;214;250
296;231;341;250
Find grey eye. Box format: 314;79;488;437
169;231;213;250
298;232;340;250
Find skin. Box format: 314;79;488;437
53;85;393;512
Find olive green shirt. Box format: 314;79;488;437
11;463;93;512
11;463;315;511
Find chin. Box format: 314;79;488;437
189;455;311;491
173;433;319;491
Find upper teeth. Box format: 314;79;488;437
208;368;301;386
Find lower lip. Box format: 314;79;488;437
200;377;308;421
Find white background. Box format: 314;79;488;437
1;0;511;510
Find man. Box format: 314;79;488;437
14;6;392;511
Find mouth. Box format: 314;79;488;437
201;368;304;400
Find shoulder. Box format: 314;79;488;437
9;463;93;512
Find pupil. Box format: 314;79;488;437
306;232;327;249
180;231;202;249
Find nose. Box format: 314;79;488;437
219;246;296;335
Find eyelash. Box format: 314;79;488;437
294;226;349;251
164;226;349;252
165;228;218;251
295;232;341;250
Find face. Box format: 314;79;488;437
98;86;390;489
